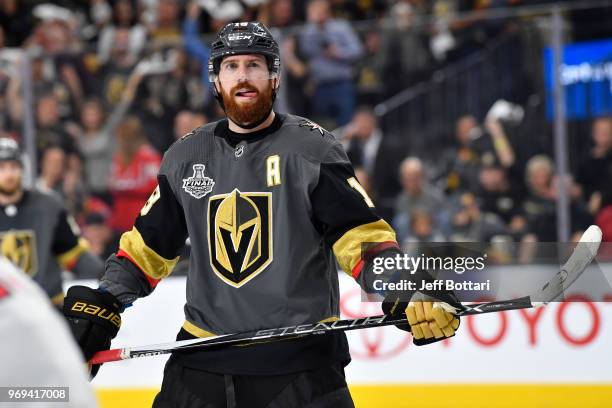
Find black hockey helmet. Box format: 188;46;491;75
0;138;22;166
208;22;280;83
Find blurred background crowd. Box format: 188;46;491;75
0;0;611;264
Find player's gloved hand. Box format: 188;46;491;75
63;285;122;379
383;285;463;345
405;296;460;345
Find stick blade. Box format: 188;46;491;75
536;225;602;303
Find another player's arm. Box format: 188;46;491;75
63;170;188;377
52;209;104;281
311;143;461;344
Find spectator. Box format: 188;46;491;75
34;15;89;112
80;198;115;260
0;0;33;47
267;0;298;26
173;110;207;141
479;100;521;170
99;27;136;106
36;145;67;199
429;0;459;62
449;191;508;242
35;92;78;158
36;144;85;215
63;151;86;216
337;106;406;217
381;1;431;94
577;116;612;214
261;0;309;115
23;16;87;119
299;0;363;127
393;157;449;242
97;0;147;66
192;112;208;129
109;116;161;235
5;50;79;131
340;107;382;175
1;55;21;136
182;1;212;92
437;114;481;193
174;110;196;141
137;48;205;152
78;69;145;197
402;208;446;253
77;98;115;197
476;163;527;237
30;52;65;100
88;0;112;32
522;155;591;242
355;29;386;105
277;33;309;115
150;0;181;45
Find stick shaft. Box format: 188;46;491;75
91;224;601;365
90;296;533;364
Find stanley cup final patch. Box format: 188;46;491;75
183;164;215;199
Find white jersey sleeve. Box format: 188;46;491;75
0;257;98;408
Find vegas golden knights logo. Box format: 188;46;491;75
208;189;272;288
0;230;37;276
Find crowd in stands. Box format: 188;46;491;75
0;0;609;263
336;106;612;261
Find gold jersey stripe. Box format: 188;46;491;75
319;316;340;323
51;291;65;306
332;219;397;276
119;227;179;280
182;320;217;338
57;238;90;269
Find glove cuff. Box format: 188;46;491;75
63;285;122;338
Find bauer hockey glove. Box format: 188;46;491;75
63;285;122;378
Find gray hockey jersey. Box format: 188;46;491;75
102;113;398;373
0;191;90;304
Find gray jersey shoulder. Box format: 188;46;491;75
160;114;349;177
30;190;64;208
277;114;348;165
20;190;64;220
161;122;218;173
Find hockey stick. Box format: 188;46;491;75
90;225;602;365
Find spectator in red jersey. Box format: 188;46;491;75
109;116;161;235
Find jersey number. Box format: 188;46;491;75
347;177;374;207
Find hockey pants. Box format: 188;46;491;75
152;355;355;408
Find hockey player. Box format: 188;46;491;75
0;257;99;408
0;138;104;305
63;22;461;407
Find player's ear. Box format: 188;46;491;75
272;75;280;90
